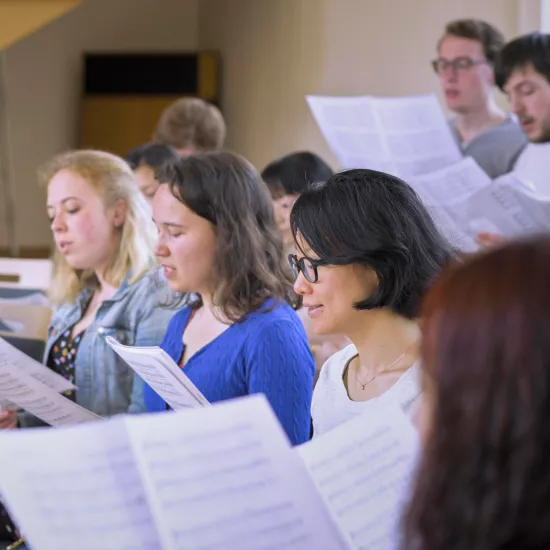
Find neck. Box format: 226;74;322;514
93;268;118;299
454;99;506;141
198;291;229;324
346;309;420;374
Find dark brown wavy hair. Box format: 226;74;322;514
156;151;300;322
403;235;550;550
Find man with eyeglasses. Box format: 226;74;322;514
434;19;527;178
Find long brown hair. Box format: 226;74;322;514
404;236;550;550
156;151;300;322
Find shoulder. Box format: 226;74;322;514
240;302;313;362
244;300;304;330
489;116;528;156
122;268;179;315
316;344;358;385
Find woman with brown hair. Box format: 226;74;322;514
404;235;550;550
144;151;315;445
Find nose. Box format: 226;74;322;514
50;212;66;233
293;270;312;296
154;241;169;258
439;64;458;81
509;94;524;116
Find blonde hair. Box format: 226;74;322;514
39;150;158;304
154;97;226;151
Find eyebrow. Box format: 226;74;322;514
506;79;537;93
153;219;185;229
46;196;81;209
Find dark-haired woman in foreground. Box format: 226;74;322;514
144;151;315;445
404;235;550;550
290;169;450;436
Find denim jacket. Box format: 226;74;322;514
19;269;176;426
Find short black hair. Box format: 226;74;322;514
495;32;550;90
290;169;452;319
261;151;333;199
125;142;179;171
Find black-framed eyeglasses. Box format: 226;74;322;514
288;254;327;284
431;56;488;74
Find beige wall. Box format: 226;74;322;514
3;0;543;250
4;0;198;250
199;0;531;172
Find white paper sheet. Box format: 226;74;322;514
0;419;162;550
408;158;550;252
0;337;75;410
297;404;419;550
307;94;461;178
127;395;350;550
0;362;101;426
106;336;210;411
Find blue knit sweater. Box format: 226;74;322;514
144;300;314;445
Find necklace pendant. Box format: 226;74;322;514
361;384;366;390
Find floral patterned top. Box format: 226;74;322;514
47;328;84;401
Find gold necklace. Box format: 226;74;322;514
354;349;408;390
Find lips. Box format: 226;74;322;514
304;304;324;318
445;89;459;99
57;241;72;254
520;117;535;132
161;265;176;278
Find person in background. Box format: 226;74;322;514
404;236;550;550
477;32;550;247
261;151;333;251
0;150;175;430
145;151;315;446
290;169;451;437
125;142;179;204
434;19;527;178
154;97;226;157
261;151;346;375
496;32;550;194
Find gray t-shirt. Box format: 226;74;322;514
449;116;527;179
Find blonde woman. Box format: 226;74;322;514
0;150;175;429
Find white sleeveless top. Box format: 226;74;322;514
311;344;422;437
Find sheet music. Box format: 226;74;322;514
0;419;163;550
0;337;75;410
106;336;210;411
466;172;550;237
307;94;461;178
297;404;419;550
0;362;101;426
409;159;550;251
408;157;490;252
306;95;389;171
126;395;350;550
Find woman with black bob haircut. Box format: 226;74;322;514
289;168;451;436
144;151;315;445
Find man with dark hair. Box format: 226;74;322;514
434;19;527;177
496;32;550;195
154;98;226;156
